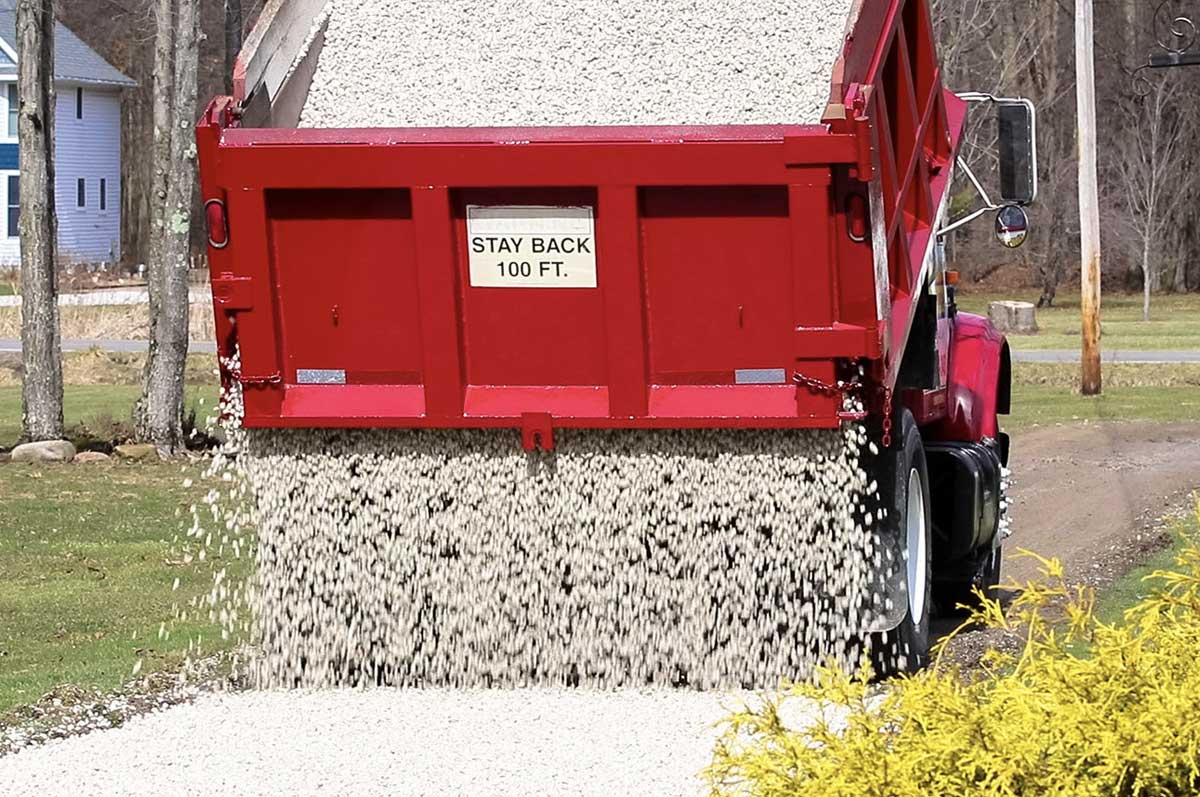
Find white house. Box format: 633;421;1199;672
0;9;134;265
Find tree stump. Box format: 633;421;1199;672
988;301;1038;335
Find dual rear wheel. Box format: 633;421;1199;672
871;409;1005;676
872;409;932;675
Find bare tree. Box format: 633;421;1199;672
137;0;200;452
16;0;62;442
224;0;243;95
1111;77;1188;321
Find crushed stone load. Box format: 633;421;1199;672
242;425;880;689
300;0;856;128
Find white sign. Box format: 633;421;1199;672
466;205;597;288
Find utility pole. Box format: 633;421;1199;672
1077;0;1102;395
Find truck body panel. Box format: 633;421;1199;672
198;0;987;442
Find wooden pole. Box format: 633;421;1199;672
1077;0;1103;394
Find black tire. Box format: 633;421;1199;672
871;409;932;677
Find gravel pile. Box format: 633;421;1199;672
300;0;855;128
0;688;830;796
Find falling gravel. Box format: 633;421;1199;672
244;424;883;689
300;0;856;128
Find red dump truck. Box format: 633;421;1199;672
197;0;1037;669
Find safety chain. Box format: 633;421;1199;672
793;371;896;447
231;368;282;387
793;371;862;399
880;384;894;449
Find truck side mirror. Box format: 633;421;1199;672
997;100;1037;206
995;205;1029;249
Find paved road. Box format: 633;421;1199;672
1011;349;1200;364
2;340;1197;363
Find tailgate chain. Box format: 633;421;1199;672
880;385;894;449
793;371;862;398
231;368;283;387
793;372;895;448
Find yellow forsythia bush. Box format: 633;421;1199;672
706;505;1200;797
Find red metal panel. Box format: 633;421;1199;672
641;186;794;384
267;188;423;386
598;186;649;418
930;313;1009;442
454;188;605;388
411;186;466;418
225;187;284;419
213;130;856;190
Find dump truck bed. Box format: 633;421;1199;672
199;0;962;441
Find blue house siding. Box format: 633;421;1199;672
0;83;123;265
0;9;133;267
55;85;122;264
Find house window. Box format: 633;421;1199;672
6;175;17;238
77;178;85;208
100;178;106;211
75;87;83;119
6;84;15;136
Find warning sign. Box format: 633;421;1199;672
466;205;597;288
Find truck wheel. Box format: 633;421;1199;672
872;409;932;676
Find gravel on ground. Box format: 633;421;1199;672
0;687;826;797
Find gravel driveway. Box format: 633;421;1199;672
0;688;819;796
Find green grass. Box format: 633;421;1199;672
1004;361;1200;430
955;290;1200;351
0;463;248;713
1006;383;1200;430
1095;509;1199;626
0;283;13;296
0;384;219;448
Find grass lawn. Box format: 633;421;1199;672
0;383;219;449
1094;507;1199;626
955;290;1200;351
0;462;248;713
1004;361;1200;431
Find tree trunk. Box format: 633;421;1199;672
1037;259;1060;308
1142;232;1152;321
224;0;243;96
138;0;199;453
135;0;175;442
1175;255;1188;293
16;0;62;442
119;58;153;275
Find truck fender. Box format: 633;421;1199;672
936;312;1010;443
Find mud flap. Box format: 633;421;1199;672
858;510;908;634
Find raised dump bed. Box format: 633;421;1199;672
199;0;962;444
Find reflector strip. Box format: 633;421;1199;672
735;368;787;385
297;369;347;385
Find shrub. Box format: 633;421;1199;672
706;505;1200;797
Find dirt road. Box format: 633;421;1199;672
1004;421;1200;583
